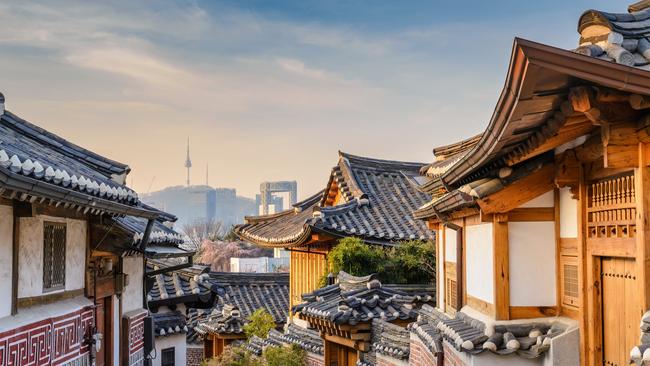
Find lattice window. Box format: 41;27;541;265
161;347;175;366
561;255;579;308
587;173;636;239
445;277;457;312
43;222;66;291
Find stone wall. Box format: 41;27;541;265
122;309;146;366
187;345;204;366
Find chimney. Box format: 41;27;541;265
0;93;5;115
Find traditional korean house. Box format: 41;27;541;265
292;271;433;366
0;94;189;366
235;152;435;309
146;261;213;366
410;1;650;365
194;271;290;359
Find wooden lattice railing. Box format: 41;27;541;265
587;173;636;239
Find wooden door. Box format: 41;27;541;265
445;262;457;315
601;257;638;366
95;297;113;366
95;300;106;366
326;342;358;366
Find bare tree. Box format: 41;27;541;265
197;240;273;271
182;218;225;252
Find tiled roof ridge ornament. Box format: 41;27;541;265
0;92;5;115
337;271;378;291
575;3;650;67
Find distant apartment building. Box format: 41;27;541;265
230;255;290;273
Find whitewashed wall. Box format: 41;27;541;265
519;190;554;208
0;205;13;317
152;334;186;366
444;227;457;263
438;227;445;310
559;187;578;238
466;223;494;304
123;256;144;313
508;222;556;306
113;294;120;366
18;215;86;298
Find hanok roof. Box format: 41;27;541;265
414;305;570;359
0;107;156;217
293;271;433;326
194;272;290;337
577;3;650;68
370;319;410;360
193;304;246;336
235;323;325;356
152;311;188;337
147;262;213;307
236;152;434;247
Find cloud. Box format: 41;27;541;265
66;47;194;86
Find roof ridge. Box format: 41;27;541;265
339;151;426;169
2;111;130;177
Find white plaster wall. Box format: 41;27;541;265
438;228;445;310
444;227;457;263
0;205;13;317
519;190;554;208
18;215;86;298
18;216;44;298
66;219;86;292
471;352;543;366
509;222;556;306
152;334;186;366
559;187;578;238
123;256;144;313
466;223;494;304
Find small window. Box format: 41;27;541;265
43;222;66;291
161;347;175;366
561;255;579;308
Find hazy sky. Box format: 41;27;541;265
0;0;624;199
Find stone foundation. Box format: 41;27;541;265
187;345;204;366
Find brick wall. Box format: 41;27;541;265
409;335;439;366
187;345;204;366
442;341;467;366
305;351;324;366
376;353;409;366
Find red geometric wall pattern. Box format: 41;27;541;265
0;306;93;366
124;309;146;366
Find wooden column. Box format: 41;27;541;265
493;213;510;320
636;142;650;319
578;164;594;366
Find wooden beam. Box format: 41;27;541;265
506;119;593;166
477;164;555;214
467;295;495;317
509;306;558;319
11;202;19;315
507;207;555;222
577;165;589;366
493;214;510;320
324;333;361;350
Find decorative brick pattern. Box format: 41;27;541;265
186;346;204;366
0;306;93;366
123;309;147;366
305;351;324;366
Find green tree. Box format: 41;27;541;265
243;308;275;339
263;344;305;366
204;345;263;366
324;237;435;284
